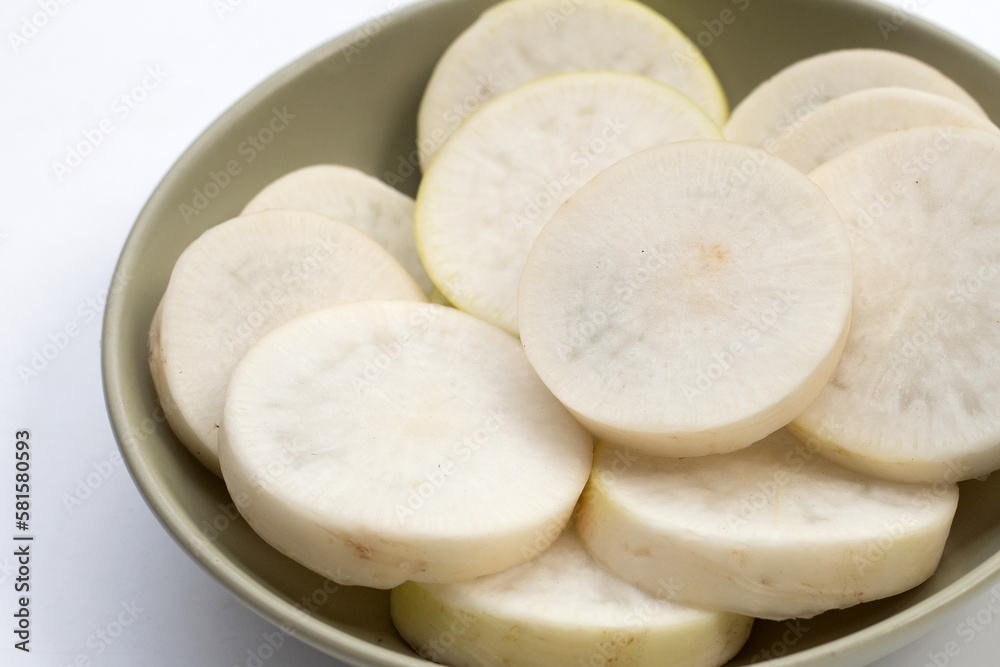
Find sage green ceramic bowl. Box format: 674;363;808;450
102;0;1000;664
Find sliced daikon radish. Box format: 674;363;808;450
791;126;1000;483
725;49;985;149
391;529;752;667
518;140;852;457
770;87;1000;172
416;71;722;335
577;429;959;620
241;164;432;293
149;210;425;476
219;300;594;588
417;0;726;167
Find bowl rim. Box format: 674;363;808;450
101;0;1000;665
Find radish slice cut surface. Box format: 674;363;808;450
518;140;853;457
219;300;594;588
792;126;1000;483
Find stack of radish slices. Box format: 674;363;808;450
148;0;1000;665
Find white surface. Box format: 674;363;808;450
0;0;997;665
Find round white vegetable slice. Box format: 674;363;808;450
391;529;753;667
790;126;1000;483
770;87;1000;173
240;164;432;293
724;49;986;149
416;71;722;335
577;429;959;620
219;300;594;588
417;0;727;167
149;210;425;476
518;140;853;457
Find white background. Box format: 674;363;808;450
1;0;998;665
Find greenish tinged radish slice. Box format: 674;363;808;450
219;301;594;588
518;140;852;457
791;126;1000;483
770;87;1000;173
149;211;425;477
577;429;959;620
416;71;722;336
417;0;727;167
390;530;753;667
724;49;986;150
240;164;433;293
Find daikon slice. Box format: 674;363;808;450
770;87;999;172
518;140;852;456
391;529;752;667
149;210;425;476
577;429;959;620
792;126;1000;483
219;300;594;588
417;0;726;166
725;49;985;149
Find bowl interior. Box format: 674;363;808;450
102;1;1000;665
